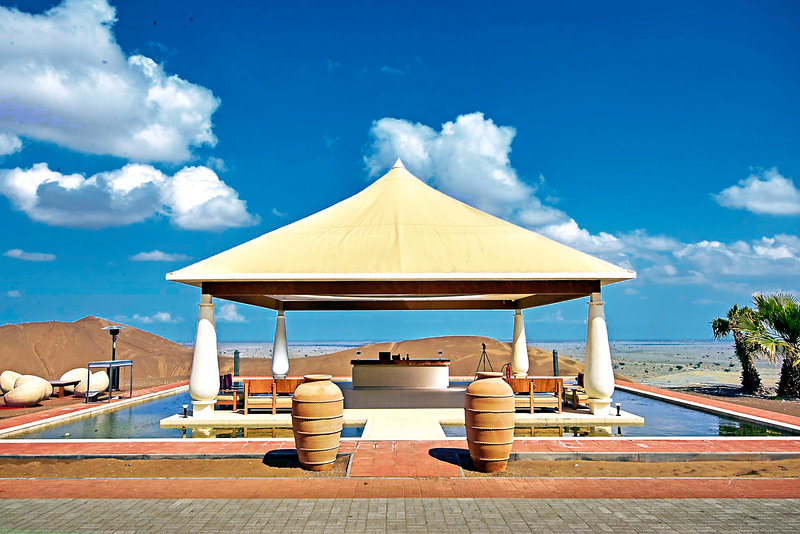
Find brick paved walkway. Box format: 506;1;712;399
1;498;798;533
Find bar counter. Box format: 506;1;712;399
351;358;450;389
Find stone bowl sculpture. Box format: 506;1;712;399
74;371;109;397
3;379;49;407
60;368;90;394
15;375;54;398
0;370;21;394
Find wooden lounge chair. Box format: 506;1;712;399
505;377;563;414
242;377;305;414
270;377;304;415
242;378;274;415
216;374;239;411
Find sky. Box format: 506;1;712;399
1;0;799;343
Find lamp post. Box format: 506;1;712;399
102;325;126;391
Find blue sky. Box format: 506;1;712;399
1;0;798;343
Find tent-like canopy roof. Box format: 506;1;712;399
167;160;635;310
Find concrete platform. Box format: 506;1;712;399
160;407;643;440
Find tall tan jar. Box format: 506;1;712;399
291;374;344;471
464;371;515;473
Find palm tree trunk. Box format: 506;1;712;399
777;357;800;399
733;333;761;394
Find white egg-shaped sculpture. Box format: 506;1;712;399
60;368;90;394
0;370;21;393
15;375;53;398
74;371;110;397
3;380;48;407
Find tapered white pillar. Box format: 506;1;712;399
584;292;614;414
511;310;529;378
189;294;219;419
272;310;289;378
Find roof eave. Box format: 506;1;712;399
166;270;636;284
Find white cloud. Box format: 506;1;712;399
271;207;287;217
216;303;246;323
537;219;623;254
0;133;22;156
365;112;566;224
130;250;190;262
6;290;21;298
127;311;182;324
4;248;55;261
0;162;258;230
714;168;800;216
673;235;800;277
0;0;219;162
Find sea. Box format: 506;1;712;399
210;340;736;362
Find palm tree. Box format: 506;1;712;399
737;293;800;399
711;304;761;394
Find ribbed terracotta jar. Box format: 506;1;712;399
291;374;344;471
464;371;515;473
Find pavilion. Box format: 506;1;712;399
167;159;635;418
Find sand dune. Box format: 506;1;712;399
0;316;193;382
234;336;585;378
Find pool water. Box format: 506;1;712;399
10;386;795;439
442;389;792;438
17;391;364;439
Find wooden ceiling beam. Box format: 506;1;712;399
514;293;587;309
203;279;600;297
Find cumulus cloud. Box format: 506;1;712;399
0;163;258;230
365;112;567;225
714;168;800;216
130;250;191;262
537;219;623;255
0;0;219;162
673;235;800;277
4;248;55;261
364;112;800;291
216;303;246;323
6;290;21;298
0;133;22;156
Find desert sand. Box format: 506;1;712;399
0;316;194;385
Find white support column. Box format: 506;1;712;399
189;294;219;419
272;310;289;378
584;291;614;415
511;310;529;378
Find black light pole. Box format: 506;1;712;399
103;326;126;391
